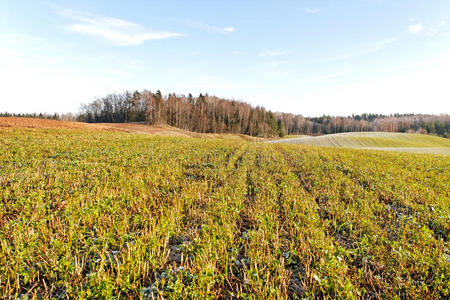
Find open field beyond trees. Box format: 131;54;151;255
0;120;449;299
275;132;450;155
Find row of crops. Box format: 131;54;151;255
1;128;449;298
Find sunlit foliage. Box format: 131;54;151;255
1;128;448;298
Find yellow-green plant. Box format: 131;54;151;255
0;128;448;299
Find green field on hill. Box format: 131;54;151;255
1;128;449;299
275;132;450;155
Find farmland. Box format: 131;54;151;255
274;132;450;155
1;124;449;299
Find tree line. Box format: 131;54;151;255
76;90;450;137
0;112;76;121
2;90;449;137
76;90;285;137
278;113;450;137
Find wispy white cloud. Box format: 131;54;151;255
223;27;235;33
187;21;235;34
326;38;397;62
322;65;352;80
408;23;424;34
299;55;450;116
246;60;295;81
177;74;260;91
258;50;290;57
427;16;449;37
60;10;184;46
427;28;438;37
1;33;46;45
0;35;64;66
263;61;286;68
301;8;320;14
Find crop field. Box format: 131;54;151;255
274;132;450;155
1;127;449;299
280;135;308;139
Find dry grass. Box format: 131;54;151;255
0;117;264;141
282;134;308;139
0;117;102;130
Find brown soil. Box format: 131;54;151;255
0;117;194;135
0;117;99;130
0;117;264;141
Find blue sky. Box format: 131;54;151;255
1;0;449;116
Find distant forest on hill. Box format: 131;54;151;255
2;90;449;137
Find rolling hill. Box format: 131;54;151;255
274;132;450;154
0;117;262;141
